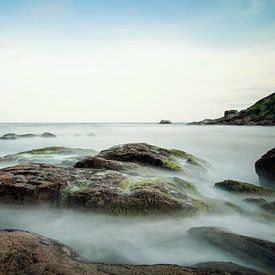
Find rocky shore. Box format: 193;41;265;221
0;143;274;274
0;229;265;274
189;92;275;125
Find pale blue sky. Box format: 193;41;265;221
0;0;275;122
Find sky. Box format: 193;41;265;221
0;0;275;122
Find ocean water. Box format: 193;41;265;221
0;123;274;269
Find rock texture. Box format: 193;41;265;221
189;226;275;272
96;143;205;171
189;92;275;125
74;156;134;171
0;163;68;204
214;180;273;195
0;229;264;275
62;172;204;215
255;148;275;187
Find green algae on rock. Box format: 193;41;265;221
96;143;208;172
214;180;273;195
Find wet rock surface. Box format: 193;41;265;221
62;172;204;215
214;180;273;195
0;229;265;275
0;163;68;204
74;156;135;171
255;148;275;187
97;143;206;171
189;226;275;272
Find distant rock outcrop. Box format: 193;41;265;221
41;132;56;137
159;119;172;124
189;93;275;125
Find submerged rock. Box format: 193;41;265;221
41;132;56;137
0;163;68;204
255;148;275;188
214;180;273;195
189;226;275;272
0;229;264;275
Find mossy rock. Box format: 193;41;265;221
215;180;273;195
18;146;95;155
96;143;207;172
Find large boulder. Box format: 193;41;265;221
0;163;68;204
189;226;275;272
0;230;264;275
97;143;206;171
62;172;205;215
255;148;275;187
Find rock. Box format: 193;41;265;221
244;198;275;215
224;110;238;121
0;133;37;139
0;229;97;274
97;143;206;171
189;92;275;125
0;147;96;167
214;180;273;195
62;173;205;215
87;132;95;136
0;133;17;140
188;226;275;272
0;163;68;204
41;132;56;137
18;133;37;138
193;262;264;275
0;230;263;275
159;120;172;124
255;148;275;187
74;156;134;171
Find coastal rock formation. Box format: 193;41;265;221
214;180;273;195
0;143;210;215
0;163;68;204
62;173;205;215
189;226;275;272
0;229;264;275
189;92;275;125
255;148;275;187
159;119;172;124
97;143;206;171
